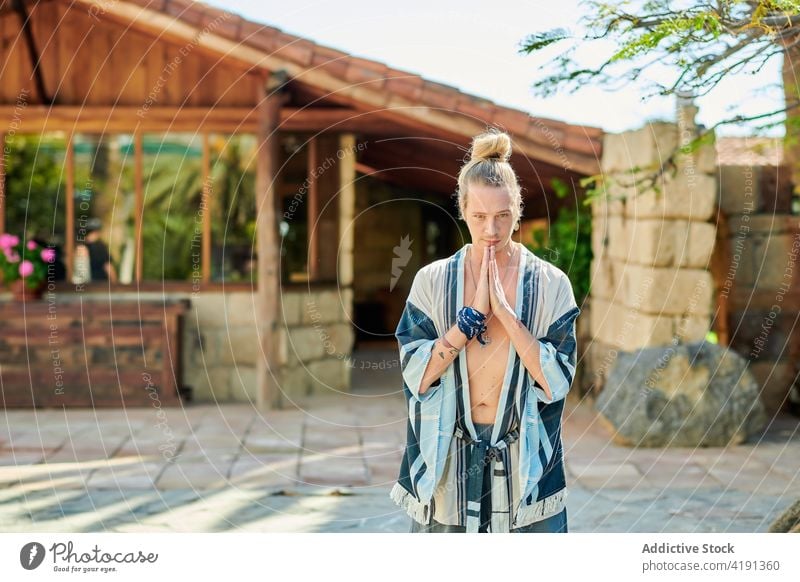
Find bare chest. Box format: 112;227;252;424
462;267;518;422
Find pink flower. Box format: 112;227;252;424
41;248;56;263
4;249;20;263
0;233;19;250
19;260;34;277
27;240;38;250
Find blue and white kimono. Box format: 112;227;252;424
390;243;581;532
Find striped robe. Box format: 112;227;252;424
390;243;581;532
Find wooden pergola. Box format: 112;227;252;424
0;0;603;409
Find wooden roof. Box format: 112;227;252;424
0;0;603;200
60;0;602;177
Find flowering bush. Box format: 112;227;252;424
0;234;57;289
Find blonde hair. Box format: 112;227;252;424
456;128;523;226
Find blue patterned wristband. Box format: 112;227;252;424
457;306;489;345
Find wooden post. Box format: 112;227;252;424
65;132;74;282
202;132;211;284
307;136;319;281
338;133;356;393
255;73;287;410
0;132;5;236
338;134;356;288
134;131;143;283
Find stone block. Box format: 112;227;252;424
280;291;303;326
621;263;713;315
219;326;260;366
591;188;625;218
591;208;608;258
289;326;327;362
302;289;345;325
226;291;258;326
719;165;760;216
589;296;673;350
326;322;355;357
307;358;349;394
672;313;711;343
601;122;678;173
625;218;677;267
590;255;621;302
278;364;314;402
228;366;258;402
188;292;228;327
684;221;717;268
627;171;716;221
185;366;230;402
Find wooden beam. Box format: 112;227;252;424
0;106;259;133
354;164;455;196
0;106;410;134
255;74;287;410
12;0;50;105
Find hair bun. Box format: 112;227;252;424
470;129;512;163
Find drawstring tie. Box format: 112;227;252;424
455;425;519;533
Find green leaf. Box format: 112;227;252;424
519;29;570;53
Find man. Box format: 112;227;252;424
390;129;581;533
79;217;117;283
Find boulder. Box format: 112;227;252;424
595;340;767;447
768;498;800;533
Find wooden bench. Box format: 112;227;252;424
0;298;190;407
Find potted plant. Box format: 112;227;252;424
0;234;57;300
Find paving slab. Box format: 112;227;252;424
0;371;797;533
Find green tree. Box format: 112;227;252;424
521;0;800;197
141;135;256;281
4;134;66;242
527;178;592;305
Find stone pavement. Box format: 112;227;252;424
1;347;798;533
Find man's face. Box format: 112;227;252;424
463;183;516;253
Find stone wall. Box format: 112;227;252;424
277;287;354;404
0;286;355;408
184;287;354;407
587;105;717;394
716;164;799;414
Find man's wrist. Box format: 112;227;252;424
498;308;521;328
468;305;489;318
441;335;458;351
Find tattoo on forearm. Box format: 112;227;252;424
438;339;460;359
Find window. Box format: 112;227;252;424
1;131;264;289
72;133;136;284
141;133;204;282
3;133;68;282
209;134;257;283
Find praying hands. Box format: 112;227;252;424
488;245;519;329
